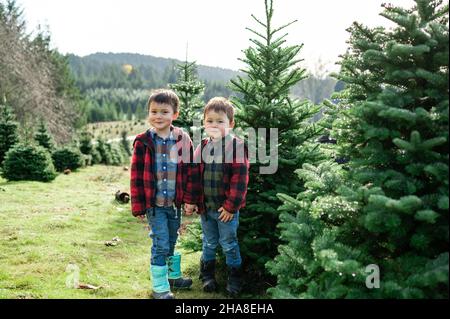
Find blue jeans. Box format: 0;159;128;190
200;210;242;267
146;206;181;266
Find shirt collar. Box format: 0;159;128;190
150;126;177;141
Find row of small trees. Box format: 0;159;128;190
0;99;131;182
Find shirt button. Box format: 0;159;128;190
163;191;167;194
164;178;167;182
163;166;166;170
163;154;166;157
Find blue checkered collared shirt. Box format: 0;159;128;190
150;129;178;207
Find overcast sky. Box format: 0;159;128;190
17;0;416;73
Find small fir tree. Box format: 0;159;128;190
169;59;205;133
0;97;19;165
34;119;54;151
79;130;94;155
2;144;57;182
120;130;131;156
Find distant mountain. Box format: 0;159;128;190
66;52;337;123
67;52;238;123
69;52;240;83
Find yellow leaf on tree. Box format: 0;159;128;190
122;64;133;75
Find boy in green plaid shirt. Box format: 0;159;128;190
186;97;249;297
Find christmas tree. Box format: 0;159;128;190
34;119;54;151
169;59;205;134
268;0;449;298
0;97;19;165
230;0;322;286
79;130;94;155
120;130;131;156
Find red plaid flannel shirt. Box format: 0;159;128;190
130;126;196;216
191;135;250;214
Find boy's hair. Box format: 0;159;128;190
147;89;180;113
204;97;235;123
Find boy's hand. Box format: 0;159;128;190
184;204;197;216
137;214;145;221
218;207;234;223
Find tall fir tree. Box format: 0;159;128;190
229;0;321;286
169;59;205;134
268;0;449;298
34;119;54;151
0;97;19;165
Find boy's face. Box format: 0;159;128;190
204;110;234;139
148;102;178;132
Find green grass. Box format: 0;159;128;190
0;165;228;299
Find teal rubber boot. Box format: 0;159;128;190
150;264;174;299
167;252;193;290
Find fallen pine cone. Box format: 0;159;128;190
104;241;118;246
105;236;122;246
115;191;130;204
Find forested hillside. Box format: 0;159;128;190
68;53;338;123
0;1;84;143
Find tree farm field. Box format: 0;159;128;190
85;120;148;141
0;165;227;299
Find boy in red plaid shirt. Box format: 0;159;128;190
185;97;249;297
130;89;197;299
